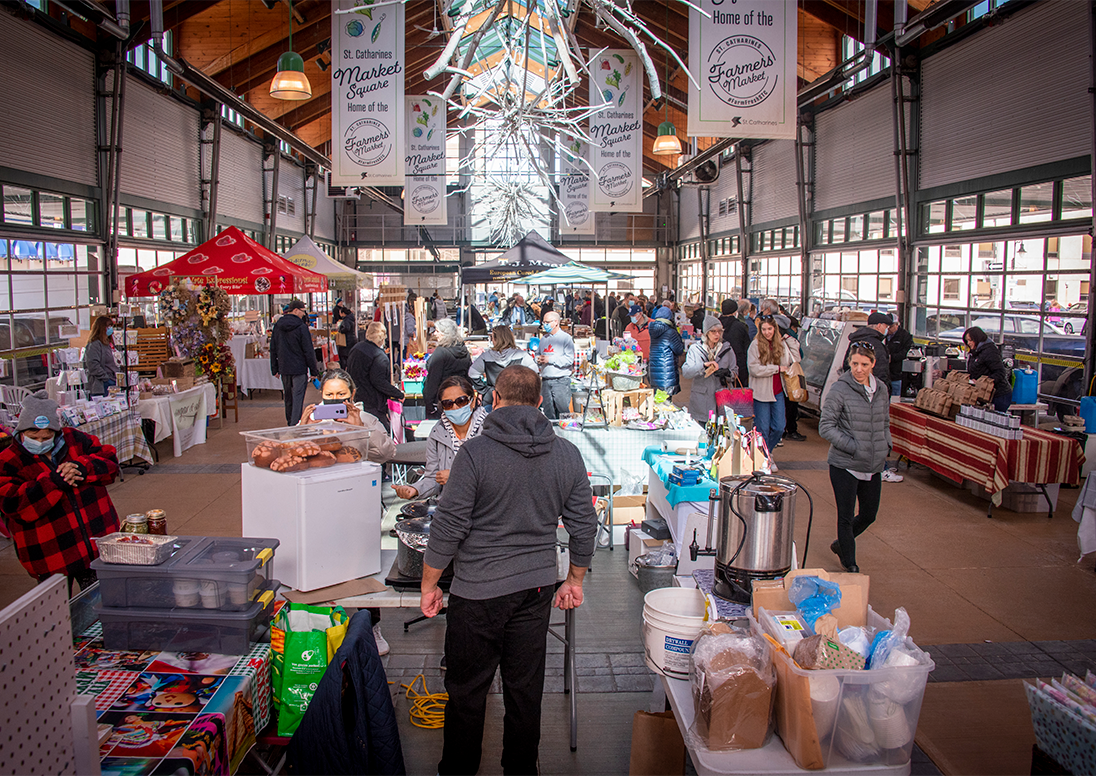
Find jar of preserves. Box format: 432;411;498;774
121;513;149;534
145;509;167;536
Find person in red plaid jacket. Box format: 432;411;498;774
0;391;120;593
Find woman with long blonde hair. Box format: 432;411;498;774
747;315;800;468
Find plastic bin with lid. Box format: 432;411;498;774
242;420;372;472
94;590;278;654
750;606;935;771
91;536;278;612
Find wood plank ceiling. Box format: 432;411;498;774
119;0;930;177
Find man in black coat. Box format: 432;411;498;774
842;312;891;383
886;318;914;396
270;299;320;425
346;323;404;431
719;299;750;382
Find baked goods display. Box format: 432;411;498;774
243;422;371;473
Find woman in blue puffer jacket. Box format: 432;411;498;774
647;307;685;394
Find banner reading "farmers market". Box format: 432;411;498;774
688;0;797;140
560;136;595;236
588;49;642;213
404;95;447;226
331;0;405;186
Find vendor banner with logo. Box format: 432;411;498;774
331;0;405;186
560;137;595;235
588;50;642;213
687;0;797;140
404;96;447;226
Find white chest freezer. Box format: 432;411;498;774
241;461;382;592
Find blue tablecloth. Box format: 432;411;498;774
643;447;719;507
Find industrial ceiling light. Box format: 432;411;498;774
652;6;681;157
270;1;312;100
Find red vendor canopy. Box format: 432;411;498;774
124;226;328;297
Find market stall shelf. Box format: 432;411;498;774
890;403;1083;517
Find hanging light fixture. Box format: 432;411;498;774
652;9;681;156
270;0;312;100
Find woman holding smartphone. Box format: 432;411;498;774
299;369;395;463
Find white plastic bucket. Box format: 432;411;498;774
641;587;707;678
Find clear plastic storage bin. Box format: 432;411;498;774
751;606;934;770
91;536;279;612
242;420;373;472
94;591;277;654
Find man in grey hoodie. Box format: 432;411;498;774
421;365;597;776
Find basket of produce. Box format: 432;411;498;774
95;533;179;565
604;351;644;390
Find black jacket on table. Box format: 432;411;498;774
720;315;751;383
842;325;890;383
423;344;472;418
968;340;1012;395
270;313;319;378
886;325;914;380
346;340;404;425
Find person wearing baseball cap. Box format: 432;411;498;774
0;391;121;594
842;312;892;384
271;297;321;425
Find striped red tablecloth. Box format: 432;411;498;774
889;403;1083;495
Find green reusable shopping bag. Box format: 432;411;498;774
270;602;349;737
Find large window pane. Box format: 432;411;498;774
867;211;885;240
131;209;150;238
11;241;43;270
1018;181;1054;224
152;213;168;240
848;215;864;242
926;200;947;234
4;187;34;225
1062;175;1092;220
951;196;977;231
39;192;65;229
71;199;89;232
1053;235;1091;272
983;189;1013;227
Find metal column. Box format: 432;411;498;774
1086;0;1096;393
735;148;752;298
201;107;222;239
264;144;282;251
794;118;814;315
97;47;127;302
890;49;918;330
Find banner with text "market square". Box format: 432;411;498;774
404;95;447;226
588;49;643;213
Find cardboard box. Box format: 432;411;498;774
162;358;194;378
628;711;685;775
245;342;259;359
628;528;666;578
613;495;647;525
751;569;869;628
151;377;195;392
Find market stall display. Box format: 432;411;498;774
242;420;373;472
137;382;219;457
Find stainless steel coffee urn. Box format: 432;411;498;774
713;474;803;602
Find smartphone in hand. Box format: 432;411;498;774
313;402;348;421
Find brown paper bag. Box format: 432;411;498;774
772;650;826;770
629;710;686;775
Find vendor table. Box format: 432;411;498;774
75;409;155;467
889;403;1083;516
74;620;272;775
335;548;581;750
228;334;257;374
236;358;283;396
657;675;909;776
642;448;717;547
137;383;219;457
555;422;702;483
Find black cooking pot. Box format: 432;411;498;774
399;500;436;520
395;517;431;578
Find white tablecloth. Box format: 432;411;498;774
238;358;283;396
138;382;218;449
229;335;258;374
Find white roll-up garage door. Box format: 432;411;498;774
119;76;201;211
278;162;306;235
919;1;1090;190
217;129;264;226
814;81;898;212
314;197;337;241
750;140;798;225
0;13;97;187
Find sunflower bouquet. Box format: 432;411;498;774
195;341;236;382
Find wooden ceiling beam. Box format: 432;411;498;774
200;0;328;76
281;91;332;131
214;19;331;94
126;0;224;47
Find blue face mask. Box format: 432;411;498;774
543;320;554;332
105;326;114;337
444;405;473;425
630;316;639;325
22;435;54;455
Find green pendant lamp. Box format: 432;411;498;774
270;1;312;100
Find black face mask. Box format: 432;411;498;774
322;398;345;404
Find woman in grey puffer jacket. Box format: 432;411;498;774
818;342;892;573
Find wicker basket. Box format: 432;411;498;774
95;533;178;565
608;371;643;391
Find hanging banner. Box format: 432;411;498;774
588;49;643;213
331;0;405;186
169;390;207;457
404;95;447;226
560;136;595;236
687;0;797;140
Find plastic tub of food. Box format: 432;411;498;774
241;420;371;472
91;536;278;612
95;533;180;565
94;588;278;654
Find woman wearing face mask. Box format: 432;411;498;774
299;369;396;462
83;316;119;397
0;391;120;594
818;343;892;573
393;376;486;502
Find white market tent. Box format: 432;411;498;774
283;236;371;289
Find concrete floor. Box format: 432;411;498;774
2;385;1095;775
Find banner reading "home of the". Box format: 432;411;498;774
404;95;447;226
588;49;643;213
331;0;405;186
688;0;797;140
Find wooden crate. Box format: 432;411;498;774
603;388;655;427
133;327;171;375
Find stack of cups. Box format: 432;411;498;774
173;579;200;607
809;674;841;741
199;580;220;609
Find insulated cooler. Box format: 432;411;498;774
241;461;382;591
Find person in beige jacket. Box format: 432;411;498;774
747;315;801;467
